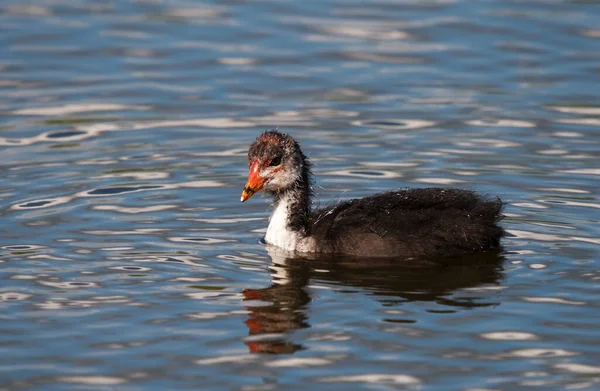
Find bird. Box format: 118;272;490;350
240;130;504;259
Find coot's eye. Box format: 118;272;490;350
269;155;282;166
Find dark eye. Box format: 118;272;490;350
269;155;282;166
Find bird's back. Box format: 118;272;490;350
309;188;504;258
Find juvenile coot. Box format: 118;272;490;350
241;130;504;258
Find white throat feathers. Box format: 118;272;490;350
264;192;316;253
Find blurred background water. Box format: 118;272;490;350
1;0;599;390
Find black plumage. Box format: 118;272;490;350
241;130;504;259
308;188;503;258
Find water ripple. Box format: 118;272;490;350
506;348;577;358
318;374;421;386
58;376;126;386
546;106;600;115
38;281;98;289
522;297;585;306
195;355;258;365
507;229;600;245
266;357;332;367
554;363;600;374
323;169;401;179
92;205;177;214
12;103;149;116
168;237;233;244
466;119;536;128
481;332;538;341
1;0;599;389
352;119;435;130
0;292;32;301
10;180;224;211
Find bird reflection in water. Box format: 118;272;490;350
242;246;505;354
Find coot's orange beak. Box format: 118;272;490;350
241;161;265;202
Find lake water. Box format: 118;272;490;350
1;0;599;390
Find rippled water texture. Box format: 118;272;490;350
1;0;599;390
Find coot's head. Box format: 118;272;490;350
241;130;308;202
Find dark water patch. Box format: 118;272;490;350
68;282;96;287
370;121;409;127
87;185;163;196
382;318;418;324
47;131;87;139
2;245;42;250
18;200;54;208
44;117;118;125
165;257;186;264
110;266;152;271
349;170;385;177
426;309;457;314
0;293;31;301
188;285;226;291
168;237;233;244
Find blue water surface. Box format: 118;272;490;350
1;0;599;390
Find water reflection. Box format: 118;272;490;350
242;246;504;354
